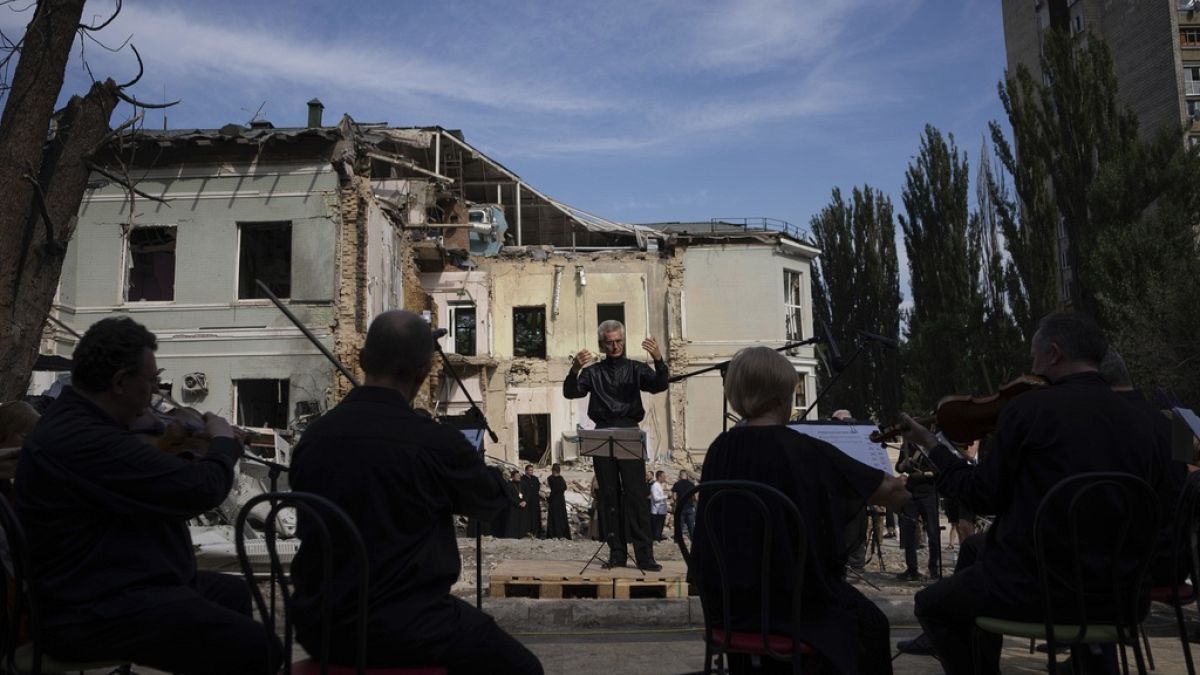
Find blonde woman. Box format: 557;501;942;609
694;346;909;674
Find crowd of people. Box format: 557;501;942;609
0;307;1189;675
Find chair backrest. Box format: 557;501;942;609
674;479;806;663
1032;471;1159;646
1171;470;1200;593
0;496;41;674
236;491;369;675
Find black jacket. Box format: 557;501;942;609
562;355;668;427
289;386;508;641
15;387;240;627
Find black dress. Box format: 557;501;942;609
502;480;526;539
520;474;542;537
545;474;571;539
696;425;886;674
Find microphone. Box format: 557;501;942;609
857;330;898;349
817;316;845;372
431;328;448;339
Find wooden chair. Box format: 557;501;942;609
973;472;1159;675
236;491;446;675
0;497;130;675
674;480;814;674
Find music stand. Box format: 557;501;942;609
577;427;646;575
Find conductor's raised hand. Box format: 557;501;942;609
642;336;662;361
572;349;594;372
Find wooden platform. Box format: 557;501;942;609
489;560;689;599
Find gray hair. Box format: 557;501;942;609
724;346;798;420
597;320;625;345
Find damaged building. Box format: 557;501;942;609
42;100;819;465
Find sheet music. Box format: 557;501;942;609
787;423;895;476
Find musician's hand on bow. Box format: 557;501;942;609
899;413;938;451
572;349;594;372
642;336;662;361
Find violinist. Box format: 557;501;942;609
14;317;281;675
897;311;1165;675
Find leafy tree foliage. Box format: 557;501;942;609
810;186;901;422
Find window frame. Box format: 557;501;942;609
448;303;478;357
512;305;547;359
122;224;178;304
236;221;293;301
233;378;291;429
783;269;804;342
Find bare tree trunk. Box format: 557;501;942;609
0;0;120;400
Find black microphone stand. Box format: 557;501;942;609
801;339;869;420
434;340;498;610
239;450;290;626
668;338;820;431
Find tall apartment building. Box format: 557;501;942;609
1002;0;1200;302
1002;0;1200;149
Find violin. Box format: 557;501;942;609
871;374;1050;445
132;394;256;456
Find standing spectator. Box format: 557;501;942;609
896;441;941;581
503;470;527;538
545;464;571;539
671;469;697;539
649;470;669;541
520;465;543;537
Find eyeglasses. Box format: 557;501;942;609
127;367;165;389
601;339;624;347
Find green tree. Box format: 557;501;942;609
810;186;901;422
899;126;984;409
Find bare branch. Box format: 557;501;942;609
79;0;121;32
85;161;172;206
85;110;143;158
23;172;65;256
78;26;130;53
115;43;141;88
113;87;178;109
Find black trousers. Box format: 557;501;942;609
593;455;655;564
650;513;667;541
300;595;543;675
900;489;941;576
844;508;868;569
42;571;282;675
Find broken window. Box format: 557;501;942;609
450;304;477;356
517;413;551;463
238;222;292;300
783;270;804;341
793;381;807;418
126;226;176;302
513;306;546;358
235;378;290;429
596;303;625;328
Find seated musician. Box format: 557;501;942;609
289;310;543;674
1099;347;1186;587
15;317;280;675
695;346;910;674
901;311;1166;674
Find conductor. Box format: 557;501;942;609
563;320;668;571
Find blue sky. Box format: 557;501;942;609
11;0;1008;240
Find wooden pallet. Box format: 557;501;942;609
488;560;688;600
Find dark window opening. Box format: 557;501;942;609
127;227;176;302
235;379;290;429
596;303;625;328
517;413;550;463
513;306;546;358
239;222;292;299
451;305;477;356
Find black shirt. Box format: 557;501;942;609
929;372;1165;603
15;387;240;627
671;478;696;511
696;425;883;673
289;386;508;640
562;355;668;428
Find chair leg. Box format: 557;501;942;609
1140;622;1155;671
1176;596;1197;675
